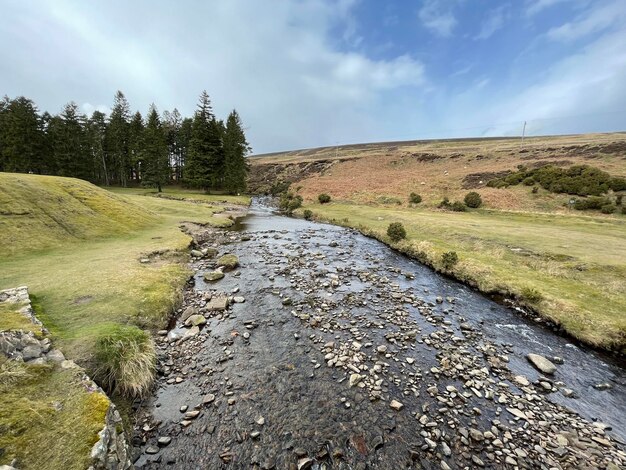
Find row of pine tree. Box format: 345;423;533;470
0;90;250;194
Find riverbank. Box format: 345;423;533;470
300;202;626;354
0;175;250;399
132;202;626;469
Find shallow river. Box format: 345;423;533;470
134;199;625;469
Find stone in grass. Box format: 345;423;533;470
185;314;206;327
204;270;225;282
526;353;557;375
217;254;239;270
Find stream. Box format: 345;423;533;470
133;199;626;469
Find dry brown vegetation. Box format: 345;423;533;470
251;133;626;212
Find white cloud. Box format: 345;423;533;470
525;0;576;17
546;0;626;42
418;0;458;37
0;0;425;153
475;6;509;40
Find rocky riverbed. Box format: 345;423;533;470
132;202;626;469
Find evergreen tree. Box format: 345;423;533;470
223;109;250;194
141;104;169;192
105;91;130;186
128;111;144;182
186;91;223;191
0;97;43;173
87;111;108;184
163;108;183;182
52;102;90;180
178;117;193;181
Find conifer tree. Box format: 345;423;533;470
0;97;43;173
128;111;144;182
52;102;90;180
87;111;108;184
105;91;130;186
141;105;169;192
186;91;222;191
223;109;250;194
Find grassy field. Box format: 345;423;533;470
0;174;246;394
303;202;626;352
106;186;251;206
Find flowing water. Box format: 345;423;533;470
134;199;626;469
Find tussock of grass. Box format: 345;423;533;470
0;357;110;470
93;324;155;397
0;302;43;336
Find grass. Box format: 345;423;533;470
0;357;110;470
0;173;245;395
106;185;251;206
0;302;44;337
304;202;626;352
0;173;155;257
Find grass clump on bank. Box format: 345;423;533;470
307;202;626;353
0;357;110;470
94;324;155;397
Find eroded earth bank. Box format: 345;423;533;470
133;201;626;469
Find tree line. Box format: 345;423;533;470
0;90;250;193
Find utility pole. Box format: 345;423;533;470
521;121;527;148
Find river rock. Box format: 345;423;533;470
22;344;42;361
526;353;557;374
204;270;225;282
390;399;404;411
217;254;239;270
46;349;65;363
185;314;206;327
190;249;204;258
349;373;363;387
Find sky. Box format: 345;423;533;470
1;0;626;154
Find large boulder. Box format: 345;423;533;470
526;353;557;375
185;314;207;327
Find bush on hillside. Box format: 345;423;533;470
303;209;313;220
93;324;155;397
601;204;616;214
318;193;331;204
616;195;623;206
409;193;422;204
573;196;609;211
532;186;539;194
279;192;303;214
464;191;482;208
269;180;291;196
486;164;626;197
387;222;407;242
451;201;467;212
441;251;459;270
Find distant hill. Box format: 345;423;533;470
0;173;156;257
248;132;626;212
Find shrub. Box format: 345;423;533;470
441;251;459;270
464;192;482;208
622;206;626;215
387;222;407;242
409;193;422;204
616;194;623;206
451;201;467;212
601;204;616;214
93;324;155;397
532;186;539;194
521;287;543;304
269;181;291;196
573;196;609;211
279;192;303;214
318;193;331;204
438;197;451;209
523;176;535;186
303;209;313;220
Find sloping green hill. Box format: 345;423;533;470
0;173;156;257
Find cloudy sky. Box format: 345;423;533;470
2;0;626;153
